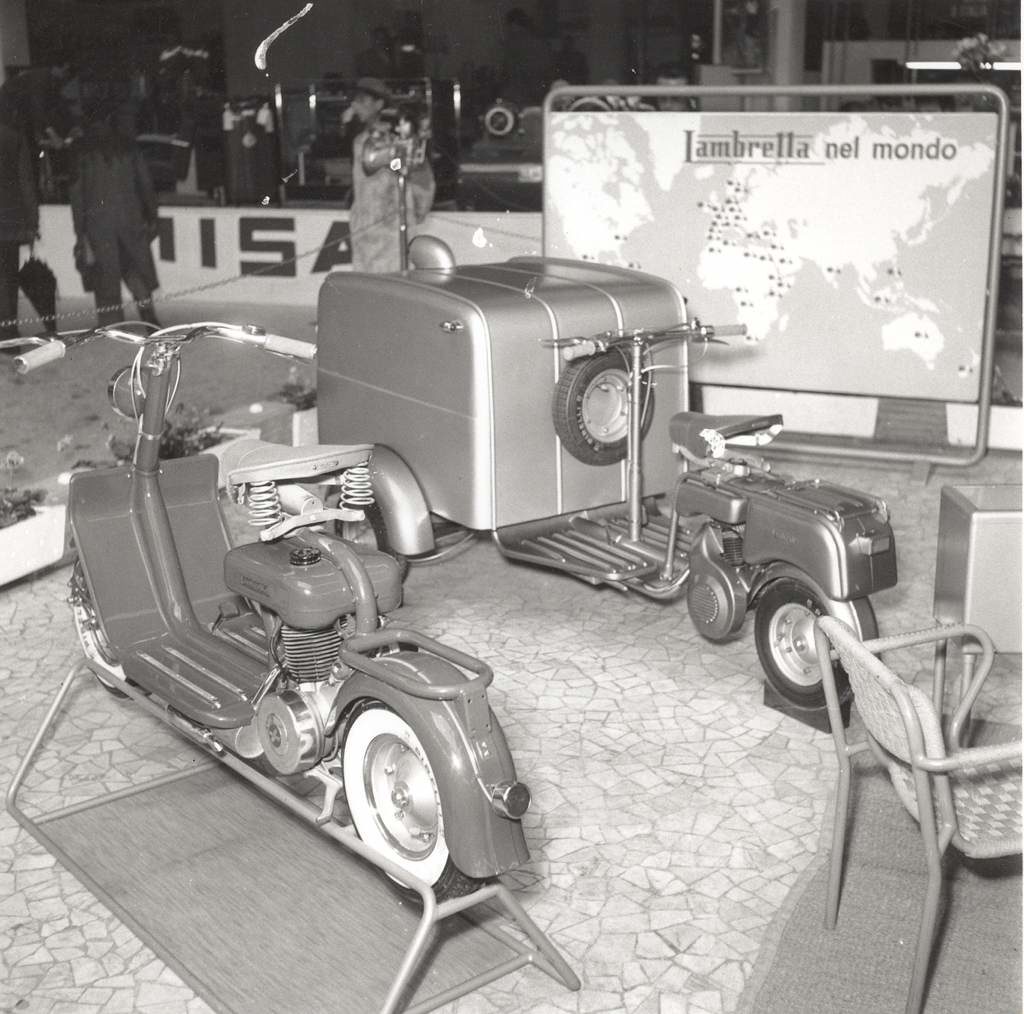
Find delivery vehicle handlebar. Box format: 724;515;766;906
540;320;747;361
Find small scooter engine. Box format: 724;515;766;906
224;540;359;775
685;524;750;642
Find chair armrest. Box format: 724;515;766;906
917;738;1023;774
863;623;993;661
864;623;995;738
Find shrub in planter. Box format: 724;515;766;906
278;375;317;411
106;404;224;463
0;487;46;529
0;488;67;587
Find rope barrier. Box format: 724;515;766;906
1;201;542;334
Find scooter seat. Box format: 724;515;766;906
670;412;783;458
219;437;373;485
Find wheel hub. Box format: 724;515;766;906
581;369;629;441
364;733;439;859
768;602;820;687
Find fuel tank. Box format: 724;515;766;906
224;540;401;628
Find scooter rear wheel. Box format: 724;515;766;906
341;703;483;900
753;577;877;710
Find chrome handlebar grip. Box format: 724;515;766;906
14;340;66;374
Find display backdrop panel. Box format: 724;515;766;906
544;110;999;401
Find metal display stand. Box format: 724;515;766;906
7;661;581;1014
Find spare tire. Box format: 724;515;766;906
551;351;654;466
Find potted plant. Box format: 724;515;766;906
0;453;69;587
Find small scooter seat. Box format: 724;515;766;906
218;437;373;485
669;411;783;458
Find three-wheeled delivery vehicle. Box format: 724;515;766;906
316;247;897;713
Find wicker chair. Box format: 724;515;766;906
813;616;1022;1014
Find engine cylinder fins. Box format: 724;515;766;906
721;529;745;566
281;623;341;682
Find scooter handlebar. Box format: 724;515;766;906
14;340;66;374
206;324;315;361
257;332;316;361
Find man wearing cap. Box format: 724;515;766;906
343;76;435;272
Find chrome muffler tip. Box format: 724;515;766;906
490;780;531;819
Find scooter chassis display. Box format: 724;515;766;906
6;660;582;1014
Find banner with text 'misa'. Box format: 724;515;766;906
544;111;998;401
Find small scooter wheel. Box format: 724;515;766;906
342;703;482;900
70;561;130;698
552;351;654;466
753;577;877;710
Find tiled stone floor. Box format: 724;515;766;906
1;447;1020;1014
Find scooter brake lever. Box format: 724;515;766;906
259;507;366;542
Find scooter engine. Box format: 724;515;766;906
686;526;749;642
257;683;337;775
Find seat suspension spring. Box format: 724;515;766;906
247;480;283;528
340;464;374;510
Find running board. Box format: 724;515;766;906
121;629;268;729
495;513;666;584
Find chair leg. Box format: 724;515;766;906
825;758;852;929
905;849;944;1014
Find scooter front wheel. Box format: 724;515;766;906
753;577;877;710
70;561;129;698
342;703;483;900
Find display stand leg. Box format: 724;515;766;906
7;660;581;1014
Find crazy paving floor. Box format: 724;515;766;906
1;446;1020;1014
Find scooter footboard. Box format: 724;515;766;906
741;479;897;600
334;655;530;879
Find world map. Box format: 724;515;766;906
545;111;997;400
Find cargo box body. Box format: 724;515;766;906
317;257;687;530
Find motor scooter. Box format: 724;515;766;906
496;323;899;711
10;322;534;902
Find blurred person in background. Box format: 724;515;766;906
553;35;589;84
69;98;161;326
498;7;553;107
0;93;39;343
0;57;76;151
343;77;435;272
356;26;395;79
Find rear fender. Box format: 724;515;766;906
750;562;825;608
333;653;529;879
369;445;435;556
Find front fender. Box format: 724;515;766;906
333;652;529;879
369;445;435;556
